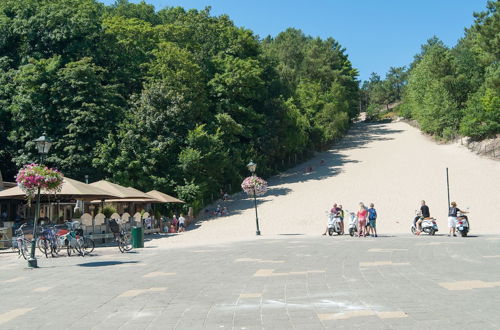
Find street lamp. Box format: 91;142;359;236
33;133;52;163
28;133;52;268
246;161;261;236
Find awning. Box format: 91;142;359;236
0;177;120;201
146;190;185;203
89;180;153;199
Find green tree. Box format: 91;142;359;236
9;56;122;180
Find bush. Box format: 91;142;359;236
365;104;382;121
102;204;117;218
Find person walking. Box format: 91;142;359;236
448;202;466;237
367;203;378;237
357;202;368;237
178;213;186;232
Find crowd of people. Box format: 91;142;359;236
162;213;186;233
323;199;469;237
322;202;378;237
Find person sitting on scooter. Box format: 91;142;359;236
415;200;430;233
322;203;340;235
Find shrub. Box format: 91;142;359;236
102;204;117;218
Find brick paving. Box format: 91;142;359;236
0;234;499;329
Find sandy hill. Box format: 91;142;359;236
154;120;500;248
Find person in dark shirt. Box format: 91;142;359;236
448;201;467;237
414;200;430;232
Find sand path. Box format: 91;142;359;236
151;120;500;249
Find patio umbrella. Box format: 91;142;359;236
146;190;185;203
89;180;153;199
0;177;120;201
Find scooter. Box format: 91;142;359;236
411;210;438;235
327;211;343;236
456;209;470;237
347;211;358;237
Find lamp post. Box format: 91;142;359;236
83;174;89;216
246;161;261;236
28;133;52;268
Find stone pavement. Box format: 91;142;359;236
1;234;500;329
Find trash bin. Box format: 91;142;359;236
131;226;144;248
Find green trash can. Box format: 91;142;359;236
131;226;144;248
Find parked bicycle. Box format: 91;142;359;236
109;219;133;253
37;226;59;258
12;223;30;260
57;221;86;257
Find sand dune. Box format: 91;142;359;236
152;120;500;248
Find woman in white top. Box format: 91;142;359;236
178;214;186;232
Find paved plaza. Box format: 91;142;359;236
1;234;500;329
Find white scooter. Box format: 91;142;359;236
456;208;470;237
411;210;438;235
327;211;343;236
347;211;358;237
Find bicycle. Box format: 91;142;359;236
37;226;58;258
109;219;132;253
58;221;86;257
12;224;30;260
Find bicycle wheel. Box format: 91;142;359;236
76;238;85;257
119;233;133;252
38;238;49;258
20;240;29;260
54;236;63;254
118;239;124;253
82;237;95;254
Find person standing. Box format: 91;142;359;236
178;213;186;232
367;203;378;237
448;202;466;237
338;204;345;234
357;202;368;237
172;214;178;231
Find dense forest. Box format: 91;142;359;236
0;0;359;209
362;0;499;141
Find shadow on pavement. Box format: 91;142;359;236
77;261;139;267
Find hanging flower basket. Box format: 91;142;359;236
241;176;268;196
16;163;64;205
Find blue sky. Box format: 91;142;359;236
100;0;487;81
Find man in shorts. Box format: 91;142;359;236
367;203;378;237
178;213;186;232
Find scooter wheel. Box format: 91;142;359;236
429;229;435;236
461;231;468;237
328;228;334;236
349;228;355;237
411;227;416;235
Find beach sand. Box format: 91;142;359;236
150;120;500;249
